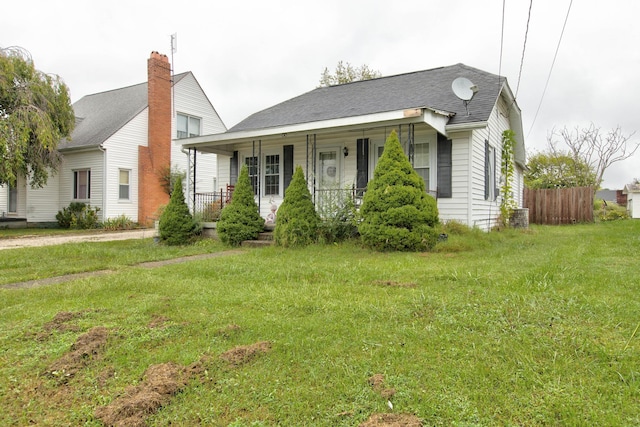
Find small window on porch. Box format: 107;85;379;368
264;154;280;196
414;142;430;189
245;156;258;195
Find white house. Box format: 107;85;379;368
179;63;526;230
0;52;226;226
623;184;640;219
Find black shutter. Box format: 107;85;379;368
230;151;238;185
484;140;490;200
437;134;452;198
283;145;294;193
356;138;369;194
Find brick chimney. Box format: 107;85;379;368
138;51;171;226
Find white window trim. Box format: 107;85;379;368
242;151;283;197
73;169;91;200
118;169;131;201
176;112;202;139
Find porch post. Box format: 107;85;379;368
192;148;197;209
408;123;415;166
258;139;262;213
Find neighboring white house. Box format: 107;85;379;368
179;63;526;230
623;184;640;219
0;52;226;226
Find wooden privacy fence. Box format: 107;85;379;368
524;186;594;225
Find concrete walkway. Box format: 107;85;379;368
0;229;153;251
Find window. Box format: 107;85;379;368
414;142;430;189
177;113;201;139
245;156;258;195
8;183;17;213
485;140;497;200
119;169;130;200
264;154;280;196
73;170;90;200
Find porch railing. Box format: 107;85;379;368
194;186;233;221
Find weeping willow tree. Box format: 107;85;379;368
0;46;75;188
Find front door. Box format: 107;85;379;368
316;148;340;216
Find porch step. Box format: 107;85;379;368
241;239;274;248
241;229;275;247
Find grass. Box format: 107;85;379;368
0;237;225;285
1;221;639;425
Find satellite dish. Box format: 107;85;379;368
451;77;478;101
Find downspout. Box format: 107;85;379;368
181;147;192;213
99;144;107;221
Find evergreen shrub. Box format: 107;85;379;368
216;165;264;246
358;130;439;251
158;176;198;245
275;166;320;247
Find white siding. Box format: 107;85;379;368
172;73;226;195
58;149;105;220
102;110;147;222
25;171;60;222
465;95;513;231
0;185;6;216
439;132;472;225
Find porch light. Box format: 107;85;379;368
343;147;349;156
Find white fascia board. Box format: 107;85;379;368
178;109;452;151
445;121;488;132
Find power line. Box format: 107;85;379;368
515;0;533;98
527;0;573;139
498;0;506;78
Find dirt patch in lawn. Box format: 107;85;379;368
368;374;396;400
215;323;242;338
148;314;171;329
220;341;271;367
372;280;417;289
94;356;211;427
37;310;98;340
45;326;109;383
359;413;423;426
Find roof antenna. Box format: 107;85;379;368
452;77;478;116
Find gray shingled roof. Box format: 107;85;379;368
59;72;189;150
229;63;506;133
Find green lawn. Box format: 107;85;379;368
1;221;639;426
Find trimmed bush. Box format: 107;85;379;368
358;130;439;251
274;166;321;247
158;176;198;245
56;202;100;229
216;164;264;246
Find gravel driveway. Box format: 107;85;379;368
0;229;154;250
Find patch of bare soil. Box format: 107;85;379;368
372;280;417;288
219;341;271;367
37;310;94;340
45;326;109;383
359;413;423;427
94;357;210;427
368;374;396;400
148;314;170;329
215;323;242;338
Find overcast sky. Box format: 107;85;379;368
3;0;638;189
